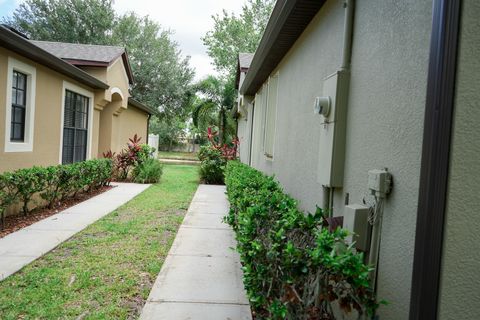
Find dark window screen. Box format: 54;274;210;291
62;90;89;164
10;71;27;142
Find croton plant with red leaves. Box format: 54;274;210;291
103;134;146;180
206;127;238;160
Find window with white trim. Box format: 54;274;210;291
4;57;36;152
62;90;89;164
10;71;27;141
263;73;279;159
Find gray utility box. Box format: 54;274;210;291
317;70;350;187
343;204;370;252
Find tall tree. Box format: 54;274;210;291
4;0;115;45
3;0;194;121
112;13;195;119
192;76;236;145
202;0;275;78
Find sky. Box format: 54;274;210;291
0;0;245;80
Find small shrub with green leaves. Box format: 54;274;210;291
224;161;381;319
132;158;163;184
198;145;226;184
197;127;239;185
0;158;112;228
0;174;18;228
9;166;48;216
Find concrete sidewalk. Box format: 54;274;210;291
140;185;251;320
0;182;150;281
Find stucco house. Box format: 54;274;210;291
0;25;154;173
235;0;478;319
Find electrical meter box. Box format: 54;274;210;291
317;70;350;187
343;204;370;251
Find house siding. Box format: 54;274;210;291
0;47;101;172
89;57;136;156
241;0;432;318
118;105;149;151
438;0;480;318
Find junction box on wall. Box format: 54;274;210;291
343;204;370;251
316;70;350;187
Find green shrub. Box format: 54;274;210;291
0;174;18;228
0;159;112;227
9;166;48;215
224;161;380;319
138;144;155;163
103;135;155;181
198;145;226;184
132;158;163;184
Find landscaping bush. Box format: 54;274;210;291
9;166;48;216
224;161;380;319
132;158;163;184
198;127;238;184
0;174;17;228
103;134;156;182
0;158;112;228
198;145;226;184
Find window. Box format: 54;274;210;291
4;57;36;152
263;73;279;159
62;90;89;164
10;71;27;141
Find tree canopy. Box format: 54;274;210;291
202;0;275;79
3;0;194;121
192;75;237;144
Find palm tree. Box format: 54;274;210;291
192;75;236;145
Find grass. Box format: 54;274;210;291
0;164;199;320
157;151;198;161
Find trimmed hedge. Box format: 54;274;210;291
224;161;380;319
0;159;112;228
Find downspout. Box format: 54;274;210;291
323;0;355;217
340;0;355;72
146;114;151;144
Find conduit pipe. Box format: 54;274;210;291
340;0;355;71
322;0;355;216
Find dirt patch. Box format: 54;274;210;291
0;185;114;239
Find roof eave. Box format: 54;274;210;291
240;0;327;96
121;51;134;85
0;27;109;90
128;97;155;115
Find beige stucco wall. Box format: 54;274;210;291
241;0;432;318
117;105;149;150
105;58;130;109
89;57;141;156
0;47;101;173
438;0;480;318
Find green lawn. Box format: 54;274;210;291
157;151;198;161
0;164;199;320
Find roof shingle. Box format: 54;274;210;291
30;40;125;64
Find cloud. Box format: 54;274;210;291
1;0;244;80
113;0;244;80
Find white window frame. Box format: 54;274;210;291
4;57;37;152
263;72;279;161
59;81;94;164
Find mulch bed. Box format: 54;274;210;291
0;185;114;239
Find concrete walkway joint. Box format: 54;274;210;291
0;182;150;281
140;184;252;320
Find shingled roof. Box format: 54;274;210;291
235;53;255;89
30;40;134;84
239;53;254;70
0;25;108;90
